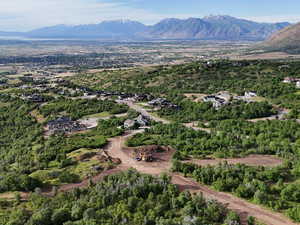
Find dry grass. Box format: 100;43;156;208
30;109;46;123
184;93;207;102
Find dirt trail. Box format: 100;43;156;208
185;155;283;167
21;102;299;225
99;129;297;225
104;130;172;175
119;100;171;124
184;122;211;133
171;175;296;225
119;100;210;132
31;128;296;225
247;104;291;122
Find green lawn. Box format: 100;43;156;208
0;102;10;107
67;148;98;159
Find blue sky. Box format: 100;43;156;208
0;0;299;31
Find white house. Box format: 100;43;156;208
245;91;257;98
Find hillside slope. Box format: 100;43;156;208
263;23;300;53
144;16;289;41
27;20;147;39
0;16;290;41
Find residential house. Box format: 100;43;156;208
203;95;227;109
136;115;149;127
46;117;86;135
244;91;257;98
124;115;150;129
283;77;297;83
283;77;300;88
21;94;46;103
148;98;180;110
124;119;136;129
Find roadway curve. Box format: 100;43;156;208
108;101;298;225
57;130;298;225
28;101;299;225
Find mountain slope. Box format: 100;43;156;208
27;20;147;39
263;23;300;53
0;16;291;41
144;18;211;39
143;16;290;41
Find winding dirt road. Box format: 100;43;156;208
56;129;297;225
111;100;298;225
28;101;299;225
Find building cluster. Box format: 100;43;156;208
203;91;258;109
94;90;153;102
124;115;150;129
203;95;228;109
148;98;180;110
283;77;300;88
21;94;47;103
233;91;258;102
46;116;86;135
203;91;231;109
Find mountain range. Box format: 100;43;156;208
0;16;291;41
263;22;300;53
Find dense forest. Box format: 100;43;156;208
0;95;129;192
40;98;128;120
158;99;275;122
70;60;300;119
1;59;300;224
172;161;300;222
127;120;300;159
70;60;299;97
0;170;244;225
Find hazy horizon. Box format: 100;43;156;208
0;0;299;32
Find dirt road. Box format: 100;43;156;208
118;100;211;132
91;130;298;225
185;154;283;167
172;175;296;225
119;100;171;124
29;102;300;225
247;105;291;122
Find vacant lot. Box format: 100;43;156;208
185;154;283;167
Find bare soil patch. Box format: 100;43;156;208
30;109;46;123
233;51;300;60
122;145;175;163
0;192;29;201
5;128;294;225
184;122;211;133
185;154;283;167
171;174;297;225
184;93;206;102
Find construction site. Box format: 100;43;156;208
123;145;173;162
